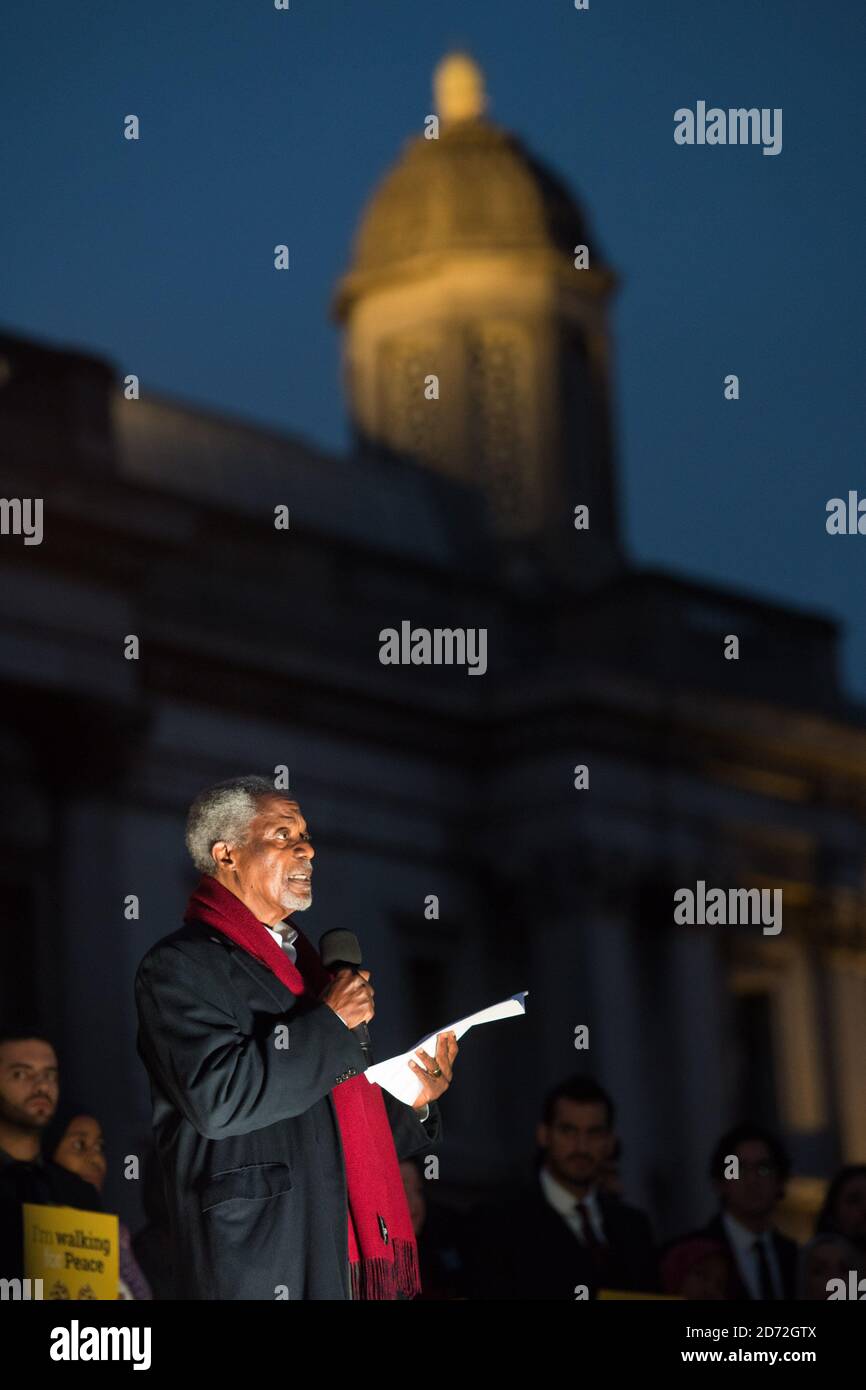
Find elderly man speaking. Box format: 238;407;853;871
135;776;457;1300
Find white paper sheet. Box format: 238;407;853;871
364;991;529;1105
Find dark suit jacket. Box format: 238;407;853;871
467;1178;658;1300
134;918;440;1300
0;1150;102;1282
700;1213;798;1300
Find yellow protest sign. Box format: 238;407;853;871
22;1203;119;1300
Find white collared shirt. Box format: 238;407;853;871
263;921;299;964
539;1165;607;1245
721;1211;783;1299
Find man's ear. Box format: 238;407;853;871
211;841;235;872
606;1130;618;1160
536;1122;549;1150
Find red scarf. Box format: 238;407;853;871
184;875;421;1300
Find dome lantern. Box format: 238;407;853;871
330;55;621;577
434;51;488;124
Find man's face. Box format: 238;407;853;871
0;1039;59;1132
536;1098;613;1191
716;1139;783;1222
212;796;314;926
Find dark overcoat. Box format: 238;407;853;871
134;917;440;1300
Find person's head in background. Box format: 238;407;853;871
0;1029;60;1160
661;1238;732;1300
536;1075;616;1199
797;1233;863;1300
815;1165;866;1252
710;1124;791;1233
49;1109;107;1194
399;1158;426;1236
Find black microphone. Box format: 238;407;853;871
319;929;373;1066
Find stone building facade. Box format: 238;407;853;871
1;55;863;1239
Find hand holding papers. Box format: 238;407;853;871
365;991;528;1104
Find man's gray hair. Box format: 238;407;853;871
185;775;279;875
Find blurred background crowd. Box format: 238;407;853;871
1;1030;863;1301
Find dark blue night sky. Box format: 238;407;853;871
3;2;865;691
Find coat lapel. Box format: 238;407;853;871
201;927;304;1013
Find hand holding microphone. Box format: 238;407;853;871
320;967;375;1031
318;929;375;1064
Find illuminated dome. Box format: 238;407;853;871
334;53;603;317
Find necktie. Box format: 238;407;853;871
753;1237;777;1299
271;924;297;964
576;1201;603;1249
575;1201;616;1284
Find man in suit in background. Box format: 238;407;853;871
468;1075;658;1299
0;1031;103;1283
698;1124;798;1300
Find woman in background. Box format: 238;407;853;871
49;1105;152;1300
815;1165;866;1256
